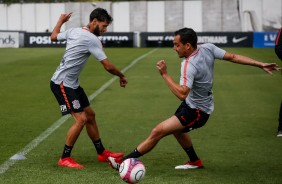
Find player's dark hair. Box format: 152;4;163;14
174;28;197;48
90;8;113;24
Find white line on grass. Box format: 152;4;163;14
0;48;158;175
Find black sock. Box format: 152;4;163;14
93;139;105;155
62;145;73;158
184;145;199;162
124;148;142;159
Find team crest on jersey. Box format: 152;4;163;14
72;100;81;109
60;105;67;112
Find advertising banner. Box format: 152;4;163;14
0;32;19;48
99;32;134;47
140;32;174;47
25;33;65;47
140;32;253;47
253;32;277;48
24;32;134;48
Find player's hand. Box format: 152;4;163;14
120;76;128;88
59;12;72;23
261;63;282;75
156;60;167;76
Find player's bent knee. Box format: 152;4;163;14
75;116;87;127
86;112;95;124
84;108;96;124
76;120;86;127
150;127;164;140
173;132;182;139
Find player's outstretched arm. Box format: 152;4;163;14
51;12;72;41
100;59;128;87
223;52;282;75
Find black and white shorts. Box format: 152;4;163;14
50;81;90;115
174;101;210;132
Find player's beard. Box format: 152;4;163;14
177;52;184;58
93;25;101;36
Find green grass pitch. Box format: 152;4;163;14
0;47;281;184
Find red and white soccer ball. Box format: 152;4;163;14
119;158;146;184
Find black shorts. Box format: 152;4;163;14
275;45;282;61
174;101;210;132
50;81;90;115
275;28;282;61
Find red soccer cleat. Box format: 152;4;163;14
58;157;84;169
175;159;204;170
97;150;124;162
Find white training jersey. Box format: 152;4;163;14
180;43;226;114
51;27;107;89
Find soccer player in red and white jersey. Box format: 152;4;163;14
108;28;281;170
50;8;127;168
275;27;282;137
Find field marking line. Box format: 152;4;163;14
0;48;158;175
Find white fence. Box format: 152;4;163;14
0;0;281;33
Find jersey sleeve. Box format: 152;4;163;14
206;43;226;60
88;37;107;61
57;29;70;41
180;61;197;88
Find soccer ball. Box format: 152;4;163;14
119;158;146;184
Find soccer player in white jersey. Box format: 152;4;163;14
108;28;281;170
50;8;128;168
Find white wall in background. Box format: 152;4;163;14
35;4;50;32
0;4;7;30
184;1;202;31
262;0;281;30
240;0;263;31
112;2;130;32
22;4;35;32
7;4;21;30
0;0;281;32
50;3;65;32
147;1;165;32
